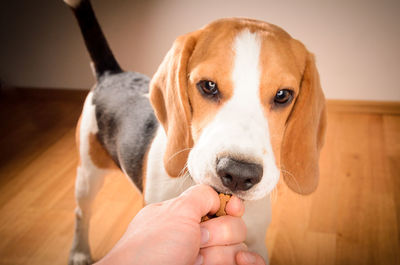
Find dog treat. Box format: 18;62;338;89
201;193;231;222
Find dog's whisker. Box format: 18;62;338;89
182;172;192;189
178;162;189;179
166;148;193;164
176;164;193;191
155;161;192;192
270;185;278;204
280;168;302;194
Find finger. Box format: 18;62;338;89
225;195;245;217
200;215;246;248
201;243;247;265
236;251;267;265
178;184;220;220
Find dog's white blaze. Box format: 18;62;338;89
232;30;262;105
188;30;279;201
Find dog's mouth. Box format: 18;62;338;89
209;184;252;201
211;186;232;196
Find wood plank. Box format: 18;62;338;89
327;99;400;115
266;111;400;265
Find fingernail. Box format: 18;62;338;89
200;227;209;245
194;254;203;265
240;251;256;264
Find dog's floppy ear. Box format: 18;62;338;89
281;53;327;195
149;32;199;178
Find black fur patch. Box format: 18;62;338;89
71;0;122;77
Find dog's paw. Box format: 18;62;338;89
68;251;93;265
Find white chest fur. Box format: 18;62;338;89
145;126;195;204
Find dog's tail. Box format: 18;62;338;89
64;0;122;78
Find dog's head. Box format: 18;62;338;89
150;18;326;200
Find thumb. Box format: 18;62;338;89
236;251;267;265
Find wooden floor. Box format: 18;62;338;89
0;88;399;265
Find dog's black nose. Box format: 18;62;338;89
216;157;263;191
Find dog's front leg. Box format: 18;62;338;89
243;195;271;264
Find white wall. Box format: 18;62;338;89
0;0;399;101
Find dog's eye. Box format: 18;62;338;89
197;80;219;98
274;89;293;105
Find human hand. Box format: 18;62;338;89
236;251;267;265
96;184;261;265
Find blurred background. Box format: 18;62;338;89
0;0;399;264
1;0;400;101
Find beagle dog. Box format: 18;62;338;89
65;0;326;264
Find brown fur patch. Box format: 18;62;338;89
187;22;236;141
88;133;118;170
257;31;307;165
